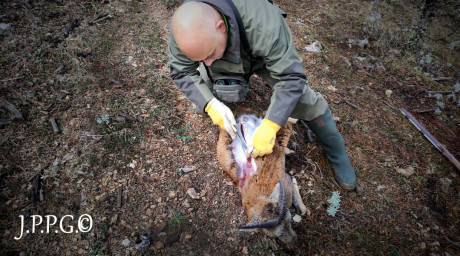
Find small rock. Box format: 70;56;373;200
122;238;131;247
179;166;197;175
183;201;190;208
341;56;352;66
421;242;426;249
135;234;150;251
114;116;126;122
128;163;136;169
305;40;323;53
0;23;12;30
168;191;176;198
110;214;118;224
146;208;153;216
396;167;414;178
292;214;302;223
327;85;338;92
187;188;200;200
154;241;164;249
184;234;192;241
385;90;393;98
439;177;452;193
348;38;369;48
376;185;386;192
61;153;74;163
53;157;59;166
26;90;35;98
431;241;440;247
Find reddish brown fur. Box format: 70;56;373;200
216;111;304;244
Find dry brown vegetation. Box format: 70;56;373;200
1;0;459;255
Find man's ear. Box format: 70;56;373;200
215;20;226;33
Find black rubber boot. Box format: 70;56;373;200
306;108;357;191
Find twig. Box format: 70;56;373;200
383;100;396;111
49;19;81;44
0;119;12;125
446;237;460;248
416;108;435;114
0;76;23;82
431;77;453;81
426;90;459;95
299;120;313;142
50;118;60;133
401;108;460;172
117;187;122;208
358;69;373;77
63;19;81;38
89;13;113;25
0;100;23;119
344;99;359;109
28;169;43;182
431;26;460;41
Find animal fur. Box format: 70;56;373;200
216;110;307;245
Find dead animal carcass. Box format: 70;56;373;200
217;110;307;245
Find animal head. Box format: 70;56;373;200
239;178;297;245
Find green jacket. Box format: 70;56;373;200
168;0;307;126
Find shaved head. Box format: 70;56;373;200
172;2;228;65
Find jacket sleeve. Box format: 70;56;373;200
244;2;307;126
167;27;215;112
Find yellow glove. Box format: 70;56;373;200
250;119;281;157
205;98;237;139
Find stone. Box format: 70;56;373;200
421;242;426;249
0;23;12;30
395;167;414;178
440;177;452;193
110;214;118;224
168;191;176;198
122;238;131;247
187;188;200;200
305;40;323;53
154;241;164;249
385;90;393;98
183;200;190;208
348;38;369;48
292;214;302;223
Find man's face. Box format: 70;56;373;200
172;3;228;67
201;29;227;66
187;22;227;66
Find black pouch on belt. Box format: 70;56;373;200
212;76;249;103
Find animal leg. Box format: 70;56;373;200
268;182;280;202
291;176;307;215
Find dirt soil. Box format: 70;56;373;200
1;0;459;255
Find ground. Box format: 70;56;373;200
1;0;459;255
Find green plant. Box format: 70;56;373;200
169;212;186;228
89;249;105;256
327;191;341;217
176;122;193;142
